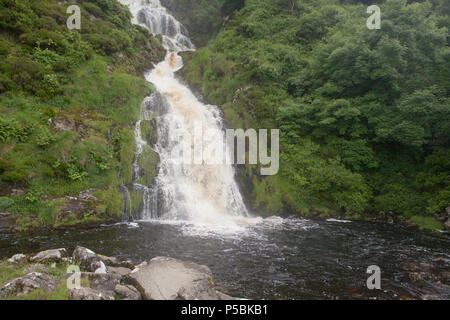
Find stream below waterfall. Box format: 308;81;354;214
0;218;449;300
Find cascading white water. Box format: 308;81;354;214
119;0;250;225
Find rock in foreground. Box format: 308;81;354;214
128;257;222;300
0;272;58;298
68;287;115;300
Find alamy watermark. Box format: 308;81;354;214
366;265;381;290
367;5;381;30
67;5;81;30
66;265;81;290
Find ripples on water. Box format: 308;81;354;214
1;217;449;300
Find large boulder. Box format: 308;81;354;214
30;248;67;263
68;287;115;300
0;272;58;298
127;257;221;300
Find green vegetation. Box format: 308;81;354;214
182;0;450;228
0;0;165;230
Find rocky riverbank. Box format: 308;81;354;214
0;246;238;300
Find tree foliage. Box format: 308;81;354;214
183;0;450;219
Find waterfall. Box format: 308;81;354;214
119;0;249;224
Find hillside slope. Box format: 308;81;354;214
181;0;450;229
0;0;165;230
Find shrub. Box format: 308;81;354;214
0;197;14;211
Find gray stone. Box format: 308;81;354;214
107;266;132;276
7;253;27;264
68;287;115;300
0;272;58;298
115;284;142;300
128;257;221;300
90;273;122;292
30;248;67;263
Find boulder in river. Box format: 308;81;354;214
30;248;67;263
0;272;58;298
127;256;222;300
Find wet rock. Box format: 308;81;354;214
0;272;58;298
68;287;115;300
127;257;221;300
7;253;27;264
115;284;142;300
107;266;132;276
30;248;67;263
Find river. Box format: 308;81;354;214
0;218;449;299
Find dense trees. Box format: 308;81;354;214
182;0;449;227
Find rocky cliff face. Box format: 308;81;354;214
159;0;226;47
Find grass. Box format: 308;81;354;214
409;216;443;232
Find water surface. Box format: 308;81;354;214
1;217;449;300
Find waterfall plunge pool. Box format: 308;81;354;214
1;217;449;300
